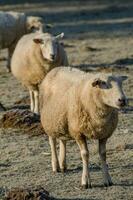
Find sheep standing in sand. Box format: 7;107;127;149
40;67;127;188
0;11;47;72
11;33;68;114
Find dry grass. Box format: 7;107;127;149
0;1;133;200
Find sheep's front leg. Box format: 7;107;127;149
29;90;34;112
99;139;113;187
59;140;66;172
33;90;39;114
76;136;91;189
8;45;14;72
49;136;60;173
7;57;11;72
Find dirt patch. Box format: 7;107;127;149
0;97;45;137
0;109;45;137
4;187;53;200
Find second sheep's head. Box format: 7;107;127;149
91;75;128;109
33;32;64;62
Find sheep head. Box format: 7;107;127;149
26;16;44;33
33;33;64;62
91;75;128;109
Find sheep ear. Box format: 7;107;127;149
30;25;36;32
120;76;128;82
33;38;43;44
55;32;64;39
92;78;101;87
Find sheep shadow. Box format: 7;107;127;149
72;61;130;72
92;182;133;188
112;58;133;65
0;163;11;167
65;163;101;174
64;161;133;189
113;182;133;187
125;144;133;150
120;106;133;114
72;55;133;73
56;197;100;200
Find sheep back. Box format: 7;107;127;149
11;33;68;90
0;11;26;48
11;33;47;90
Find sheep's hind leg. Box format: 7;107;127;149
99;139;113;187
7;47;13;72
7;56;11;72
29;90;34;112
59;140;67;172
49;136;60;173
33;90;39;114
76;136;91;189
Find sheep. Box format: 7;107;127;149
40;67;128;189
0;11;47;72
11;33;68;114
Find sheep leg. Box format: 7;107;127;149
7;58;11;72
99;139;113;187
59;140;66;172
7;49;11;72
8;45;14;72
33;90;39;114
49;136;60;173
29;90;34;112
76;136;91;189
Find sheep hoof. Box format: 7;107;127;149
109;181;113;186
104;181;113;187
6;67;11;73
53;169;60;174
104;183;108;187
60;166;67;173
60;168;67;173
81;184;88;189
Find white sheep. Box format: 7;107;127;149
40;67;127;188
0;11;47;72
11;33;68;114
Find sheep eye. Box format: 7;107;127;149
41;41;45;45
101;81;106;85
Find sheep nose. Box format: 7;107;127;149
50;54;55;60
118;98;126;107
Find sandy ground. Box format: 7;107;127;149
0;0;133;199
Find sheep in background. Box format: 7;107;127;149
11;32;68;114
0;11;49;72
40;67;127;189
